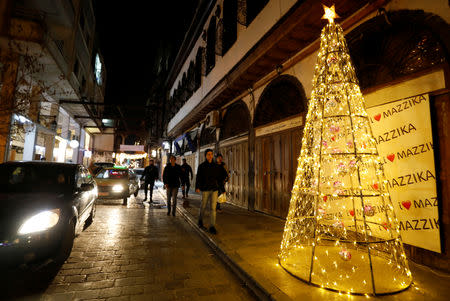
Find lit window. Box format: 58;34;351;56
95;54;102;85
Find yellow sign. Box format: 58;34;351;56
255;115;303;137
367;94;440;253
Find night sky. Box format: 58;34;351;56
93;1;198;106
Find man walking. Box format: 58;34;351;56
180;158;193;198
195;149;221;234
142;159;159;203
163;155;182;216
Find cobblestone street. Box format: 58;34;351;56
2;188;256;301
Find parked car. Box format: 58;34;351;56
0;161;97;269
94;166;139;204
133;168;145;189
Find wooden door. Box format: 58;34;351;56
271;134;282;217
234;143;242;206
219;142;248;208
230;144;237;203
255;138;262;211
242;141;249;208
280;130;292;218
254;128;304;218
261;136;272;212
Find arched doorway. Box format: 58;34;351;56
347;10;449;269
253;75;307;218
219;101;250;208
347;10;448;91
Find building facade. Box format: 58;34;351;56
0;0;107;165
164;0;450;271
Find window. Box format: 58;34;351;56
81;76;86;92
246;0;268;26
79;12;85;30
96;169;128;179
222;0;237;55
94;53;102;85
206;17;216;74
195;47;204;89
74;58;79;77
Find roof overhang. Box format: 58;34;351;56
59;99;104;134
167;0;390;137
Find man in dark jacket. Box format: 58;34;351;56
195;149;222;234
180;158;193;198
163;155;183;216
142;159;159;203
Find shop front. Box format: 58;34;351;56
218;101;251;209
252;75;307;218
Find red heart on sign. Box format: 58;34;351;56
387;154;395;162
374;114;381;121
402;201;411;210
372;183;379;190
349;210;355;217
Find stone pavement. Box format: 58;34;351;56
2;183;256;301
172;186;450;301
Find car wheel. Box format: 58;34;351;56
123;197;128;205
84;202;96;228
55;220;75;265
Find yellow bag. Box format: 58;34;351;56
217;192;227;203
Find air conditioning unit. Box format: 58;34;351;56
205;110;219;128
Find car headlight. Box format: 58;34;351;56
18;209;60;235
112;184;124;192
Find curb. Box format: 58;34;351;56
171;195;291;301
176;205;276;301
155;186;291;300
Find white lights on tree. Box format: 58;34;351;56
278;5;412;295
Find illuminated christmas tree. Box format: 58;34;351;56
279;5;412;295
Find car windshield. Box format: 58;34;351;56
95;162;114;168
134;169;144;176
96;169;128;179
0;164;74;193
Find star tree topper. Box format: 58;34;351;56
322;4;339;24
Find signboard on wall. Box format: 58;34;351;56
119;144;144;152
366;94;441;253
255;115;303;137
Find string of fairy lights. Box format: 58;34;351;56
278;5;412;295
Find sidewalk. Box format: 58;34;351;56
155;185;450;301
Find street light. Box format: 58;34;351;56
69;140;79;148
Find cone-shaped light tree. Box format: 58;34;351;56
279;5;412;295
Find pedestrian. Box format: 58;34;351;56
215;153;229;211
180;158;193;198
195;149;222;234
142;159;159;203
163;155;183;216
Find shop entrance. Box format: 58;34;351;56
255;128;302;218
253;75;307;218
219;101;250;208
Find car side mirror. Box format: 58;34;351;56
79;183;94;192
